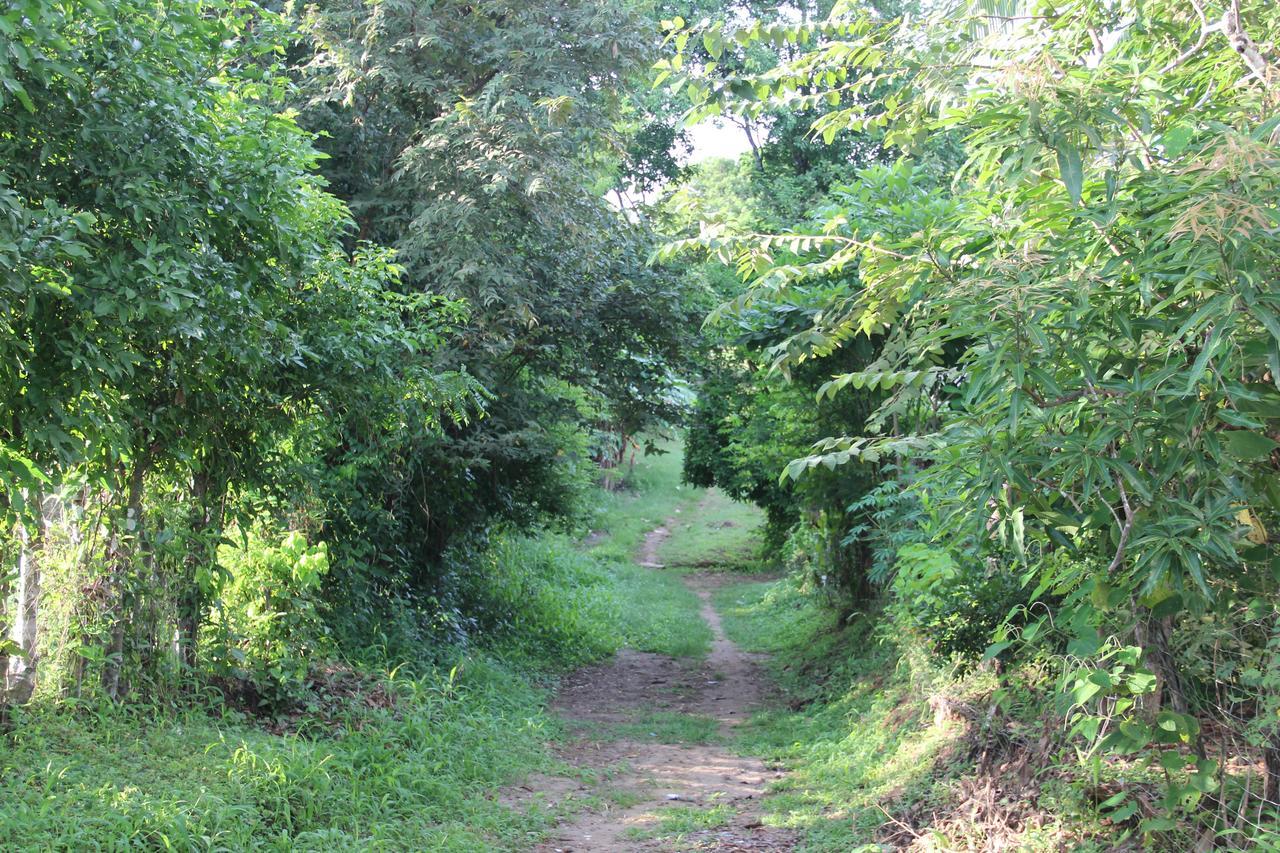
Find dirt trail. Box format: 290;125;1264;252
531;501;795;852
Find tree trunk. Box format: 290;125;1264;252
0;510;10;724
5;491;44;705
1264;733;1280;808
176;470;215;672
739;119;764;172
1136;612;1190;714
103;457;147;700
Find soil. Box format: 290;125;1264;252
528;506;797;852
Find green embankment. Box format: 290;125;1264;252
714;579;1111;852
0;445;711;851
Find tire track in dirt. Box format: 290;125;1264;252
531;498;795;852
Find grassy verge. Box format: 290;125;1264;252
714;578;1108;852
0;658;571;850
0;441;716;850
563;710;724;746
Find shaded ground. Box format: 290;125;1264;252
532;495;795;852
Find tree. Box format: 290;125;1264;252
289;0;701;570
662;0;1280;815
0;0;468;701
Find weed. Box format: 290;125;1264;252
713;578;1109;852
593;711;723;745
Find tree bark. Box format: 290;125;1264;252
102;457;148;700
1136;612;1190;714
176;470;216;672
1265;733;1280;808
5;490;44;705
0;509;10;723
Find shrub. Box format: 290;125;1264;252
438;533;621;669
890;544;1029;664
204;531;332;711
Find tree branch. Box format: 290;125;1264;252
1160;0;1214;74
1224;0;1274;89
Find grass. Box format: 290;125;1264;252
712;578;1115;852
582;437;701;565
623;803;736;842
0;658;571;851
658;487;765;571
713;578;932;850
603;561;711;658
600;711;723;745
580;436;713;659
0;437;720;850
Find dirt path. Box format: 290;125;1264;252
531;510;795;852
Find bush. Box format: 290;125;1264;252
890;544;1029;664
438;533;622;669
204;531;333;711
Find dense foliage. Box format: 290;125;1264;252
0;0;694;712
4;0;1280;846
662;0;1280;841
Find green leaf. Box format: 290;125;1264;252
982;640;1012;661
1056;143;1083;205
1160;125;1194;157
1223;431;1279;460
1072;679;1101;705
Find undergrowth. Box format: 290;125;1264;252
715;578;1114;852
0;659;565;850
0;443;710;850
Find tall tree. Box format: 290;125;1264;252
290;0;700;564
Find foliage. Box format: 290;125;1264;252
289;0;701;574
439;533;621;670
891;544;1029;662
661;0;1280;839
716;576;1117;850
0;444;726;847
664;0;1280;623
0;0;477;704
0;0;704;718
205;531;333;711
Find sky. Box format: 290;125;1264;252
683;117;756;164
607;117;755;212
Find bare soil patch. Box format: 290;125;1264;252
528;503;796;852
637;522;671;568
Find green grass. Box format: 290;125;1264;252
658;487;765;570
623;803;735;842
582;437;701;564
0;658;573;851
577;436;712;659
712;578;1114;852
713;578;933;850
655;803;735;834
601;711;723;745
604;561;711;658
